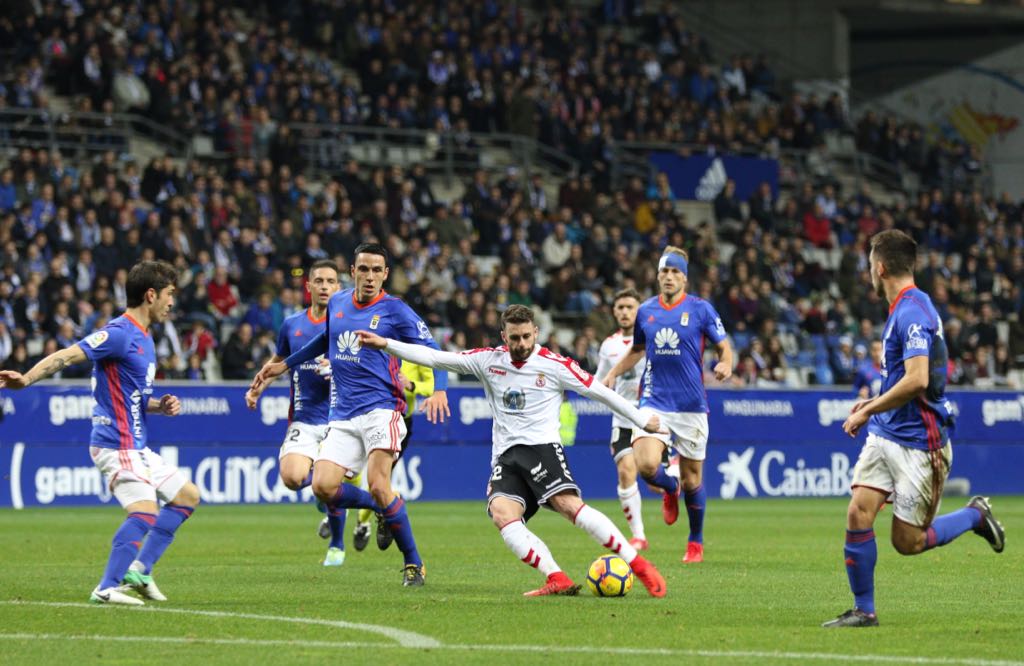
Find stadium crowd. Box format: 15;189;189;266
2;0;983;192
0;1;1021;389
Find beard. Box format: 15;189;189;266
872;274;884;298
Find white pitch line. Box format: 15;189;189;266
0;630;1022;666
0;600;439;649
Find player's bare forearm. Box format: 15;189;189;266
604;346;645;386
147;394;181;416
714;339;734;380
251;361;287;392
249;355;284;396
1;345;87;389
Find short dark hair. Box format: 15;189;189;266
870;230;917;278
353;242;389;267
309;259;340;276
501;304;535;329
613;287;641;304
126;260;177;307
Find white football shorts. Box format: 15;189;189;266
852;432;952;527
317;408;407;475
632;408;709;461
90;445;188;507
279;422;329;461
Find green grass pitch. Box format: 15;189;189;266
1;497;1021;665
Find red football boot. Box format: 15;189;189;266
682;541;704;563
629;555;666;598
523;572;582;597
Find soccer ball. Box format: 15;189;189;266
586;555;634;597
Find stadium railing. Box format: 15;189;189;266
251;122;581;187
0;107;191;160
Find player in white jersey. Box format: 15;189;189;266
356;305;669;598
595;288;652;550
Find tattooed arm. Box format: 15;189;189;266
0;344;88;389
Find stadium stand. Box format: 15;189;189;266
0;0;1021;388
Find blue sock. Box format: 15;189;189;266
643;466;679;495
327;484;381;512
844;529;877;615
99;512;155;589
328;508;346;550
383;496;422;567
136;505;194;574
924;507;982;550
298;470;313;490
684;484;706;544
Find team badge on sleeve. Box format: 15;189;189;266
906;323;928;350
84;331;109;349
416;320;433;340
714;317;725;337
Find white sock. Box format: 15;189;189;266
499;520;561;577
617;483;645;540
573;504;638;564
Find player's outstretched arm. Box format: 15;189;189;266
0;344;88;389
602;345;645;388
251;331;328;393
246;355;285;410
579;377;667;435
358;332;481;375
148;394;181;416
358;332;462;423
250;360;287;393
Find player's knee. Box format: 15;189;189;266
489;502;518;528
891;528;925;555
367;481;392;508
281;471;310;491
311;480;337;502
635;457;660;479
175;483;201;508
845;502;874;530
549;492;583;521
